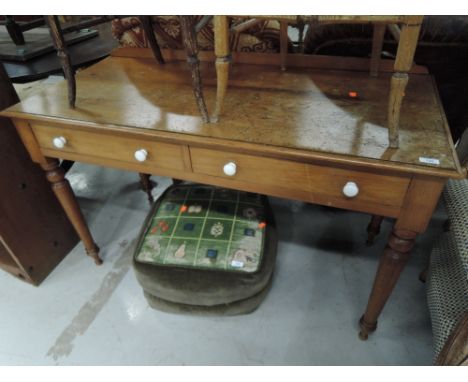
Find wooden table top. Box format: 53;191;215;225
2;53;463;178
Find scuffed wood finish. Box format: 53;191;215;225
41;159;102;265
213;16;230;122
370;24;385;77
179;15;210;123
45;16;75;108
1;55;460;177
139;16;165;64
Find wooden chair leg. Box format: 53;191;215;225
366;215;384;246
45;15;76;108
212;15;230;122
5;16;25;45
139;173;154;205
179;16;210;123
139;16;165;64
387;18;422;148
370;23;385;77
297;19;305;53
280;21;288;71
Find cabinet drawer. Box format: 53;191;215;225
190;147;311;192
190;147;410;209
31;124;186;171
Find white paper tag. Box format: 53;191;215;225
419;157;440;165
231;260;244;268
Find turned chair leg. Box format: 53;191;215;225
387;18;422;148
366;215;384;246
139;16;165;64
179;16;210;123
139;173;154;205
212;15;231;122
45;15;76;108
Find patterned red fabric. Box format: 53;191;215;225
111;16;282;53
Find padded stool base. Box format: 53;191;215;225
142;276;273;316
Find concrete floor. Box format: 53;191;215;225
0;163;442;365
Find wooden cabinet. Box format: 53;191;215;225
0;118;79;285
0;63;78;285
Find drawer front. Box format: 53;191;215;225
190;147;410;208
32;124;186;171
190;147;311;192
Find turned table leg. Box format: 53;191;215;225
366;215;384;245
359;228;416;340
42;159;102;265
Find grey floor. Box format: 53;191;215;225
0;163;442;365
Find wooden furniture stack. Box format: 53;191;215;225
1;15;464;339
190;16;423;148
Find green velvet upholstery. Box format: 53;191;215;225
143;277;273;316
133;184;277;314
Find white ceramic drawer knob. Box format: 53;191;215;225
134;149;148;162
223;162;237;177
343;181;359;198
52;136;67;149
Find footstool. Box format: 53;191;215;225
133;184;278;315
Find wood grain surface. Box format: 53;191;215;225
1;55;461;177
